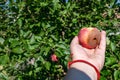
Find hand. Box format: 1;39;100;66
70;31;106;71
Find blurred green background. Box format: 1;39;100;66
0;0;120;80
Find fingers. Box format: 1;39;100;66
99;31;106;51
70;36;80;53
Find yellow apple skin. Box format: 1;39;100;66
78;27;101;49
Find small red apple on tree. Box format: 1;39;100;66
78;27;101;49
51;54;58;62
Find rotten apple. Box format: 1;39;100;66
78;27;101;49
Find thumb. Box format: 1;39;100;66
99;31;106;51
70;36;79;47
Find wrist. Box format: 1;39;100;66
68;60;100;80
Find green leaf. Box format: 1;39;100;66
0;73;8;80
105;56;117;66
28;71;33;76
106;37;110;45
101;70;111;76
108;9;113;17
100;76;106;80
12;47;23;54
44;61;51;70
23;31;31;38
0;55;9;65
0;37;5;45
50;35;58;41
111;64;120;68
72;19;77;23
35;67;42;73
9;38;20;48
114;70;120;80
55;44;67;49
45;47;51;55
18;18;22;27
110;42;116;52
30;34;35;44
28;44;39;51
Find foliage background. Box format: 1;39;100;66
0;0;120;80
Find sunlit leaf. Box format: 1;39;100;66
44;61;51;70
110;42;116;52
114;70;120;80
105;56;117;66
12;47;23;54
0;73;8;80
0;37;5;45
0;55;9;65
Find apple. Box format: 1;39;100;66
78;27;101;49
51;54;58;62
